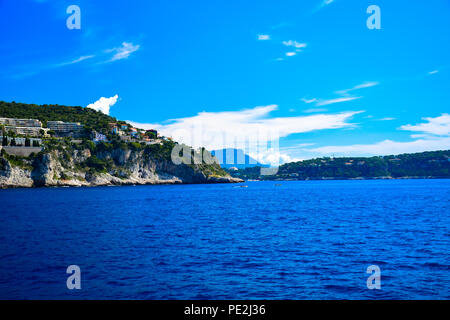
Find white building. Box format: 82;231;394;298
47;121;83;137
0;118;42;128
0;117;43;137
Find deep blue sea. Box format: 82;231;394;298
0;180;449;300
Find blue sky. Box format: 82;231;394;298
1;0;449;164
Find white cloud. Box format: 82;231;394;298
429;70;439;75
335;81;379;96
128;105;362;153
315;96;361;106
400;114;450;136
57;55;95;67
258;34;270;40
107;42;140;62
303;81;378;107
303;108;328;113
282;40;307;49
86;95;119;115
307;137;450;157
249;148;303;166
307;114;450;157
280;41;307;58
9;41;140;79
377;117;396;121
311;0;335;13
301;98;318;104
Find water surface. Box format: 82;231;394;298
0;180;449;299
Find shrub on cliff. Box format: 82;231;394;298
83;156;113;173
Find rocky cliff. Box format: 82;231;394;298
0;143;243;188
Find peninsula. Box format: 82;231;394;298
0;101;242;188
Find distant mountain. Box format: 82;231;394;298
211;148;267;169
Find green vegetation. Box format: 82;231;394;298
82;156;114;173
145;130;157;139
229;150;450;180
143;140;176;161
0;100;229;181
1;152;33;170
0;100;117;134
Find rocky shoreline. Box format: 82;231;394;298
0;147;243;189
0;170;244;189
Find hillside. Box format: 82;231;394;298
0;139;241;188
0;101;242;187
0;100;117;133
228;150;450;180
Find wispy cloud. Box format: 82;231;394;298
106;42;140;62
9;41;140;79
56;55;95;67
308;137;450;157
86;95;119;115
311;0;335;14
258;34;270;40
282;40;307;49
307;113;450;157
428;70;439;75
303;108;328;113
335;81;379;96
9;54;96;79
304;81;378;107
315;96;361;106
276;40;307;60
377;117;396;121
301;98;318;104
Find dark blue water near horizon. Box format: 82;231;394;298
0;180;449;299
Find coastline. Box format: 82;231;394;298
4;175;449;189
241;176;450;182
0;148;244;189
0;172;244;189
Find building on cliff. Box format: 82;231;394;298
47;121;83;137
0;117;43;137
0;117;42;128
